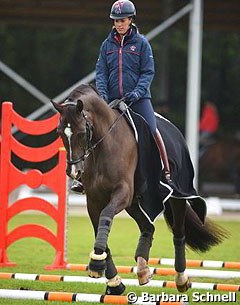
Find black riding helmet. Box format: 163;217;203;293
110;0;136;19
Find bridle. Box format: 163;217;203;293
61;98;127;174
60;101;93;168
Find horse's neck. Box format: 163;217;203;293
89;100;117;141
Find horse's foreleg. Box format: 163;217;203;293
89;184;132;278
169;198;189;292
86;205;106;278
126;205;154;285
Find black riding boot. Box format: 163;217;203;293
71;179;85;193
153;128;171;182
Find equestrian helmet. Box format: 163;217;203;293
110;0;136;19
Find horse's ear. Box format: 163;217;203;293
51;100;63;113
76;99;83;114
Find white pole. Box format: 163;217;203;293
186;0;203;188
24;71;96;121
0;60;50;105
145;4;193;41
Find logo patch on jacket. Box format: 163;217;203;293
130;45;136;52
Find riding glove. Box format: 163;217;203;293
125;91;140;103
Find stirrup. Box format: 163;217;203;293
71;180;84;193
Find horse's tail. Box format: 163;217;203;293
163;202;228;252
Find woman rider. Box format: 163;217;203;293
72;0;170;192
96;1;170;177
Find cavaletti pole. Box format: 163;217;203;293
148;257;240;269
0;273;239;292
65;263;240;279
0;289;187;304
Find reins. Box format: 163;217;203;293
87;98;128;152
66;97;128;166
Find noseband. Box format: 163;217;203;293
61;98;127;172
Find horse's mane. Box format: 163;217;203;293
68;84;100;100
64;84;113;126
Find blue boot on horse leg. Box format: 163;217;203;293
87;203;126;295
88;212;114;278
87;212;112;278
87;189;133;294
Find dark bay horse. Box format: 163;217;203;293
51;84;227;295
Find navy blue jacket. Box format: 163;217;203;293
96;25;155;102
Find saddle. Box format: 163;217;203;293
109;99;171;181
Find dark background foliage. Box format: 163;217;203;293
1;23;239;136
0;2;240;191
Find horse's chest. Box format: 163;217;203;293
83;170;108;191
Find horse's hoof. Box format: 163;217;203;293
137;267;152;285
176;280;189;292
105;283;126;295
175;273;190;292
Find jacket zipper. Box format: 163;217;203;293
119;37;124;97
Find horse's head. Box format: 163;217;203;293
51;98;93;180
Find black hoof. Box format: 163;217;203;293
105;283;126;295
71;180;84;193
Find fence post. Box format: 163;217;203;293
0;102;67;269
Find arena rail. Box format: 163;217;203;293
0;102;67;269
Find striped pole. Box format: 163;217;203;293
0;273;239;292
65;263;240;279
148;258;240;269
0;289;187;304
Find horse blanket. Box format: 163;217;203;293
119;105;207;224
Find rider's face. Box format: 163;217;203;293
114;18;132;35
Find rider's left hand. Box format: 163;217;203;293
125;91;140;103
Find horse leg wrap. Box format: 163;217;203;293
105;249;118;280
94;217;113;252
173;237;186;273
105;275;126;295
88;251;107;278
135;232;154;262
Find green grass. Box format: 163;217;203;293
0;214;239;304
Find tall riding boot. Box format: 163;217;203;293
153;128;171;182
71;179;85;193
